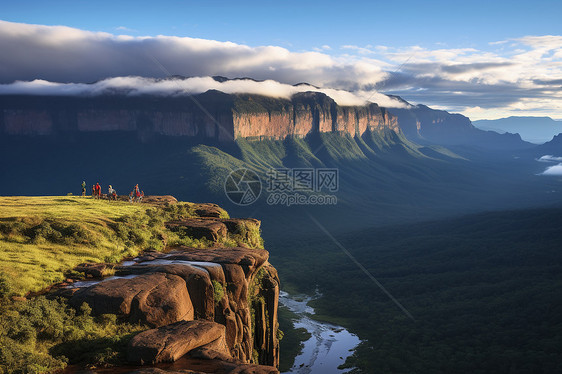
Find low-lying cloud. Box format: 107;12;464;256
538;155;562;163
0;20;387;91
1;20;562;119
541;163;562;176
0;76;409;108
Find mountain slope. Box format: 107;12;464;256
474;116;562;144
536;132;562;154
390;104;532;149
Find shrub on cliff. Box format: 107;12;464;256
0;296;145;373
212;280;225;304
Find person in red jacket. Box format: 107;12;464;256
95;182;101;199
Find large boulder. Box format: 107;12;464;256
193;203;228;218
70;272;193;327
166;247;269;278
166;219;228;242
116;263;216;321
127;320;227;364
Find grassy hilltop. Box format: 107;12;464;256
0;196;277;373
0;196;229;297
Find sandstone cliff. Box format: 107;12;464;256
0;91;398;142
389;104;531;149
55;200;280;373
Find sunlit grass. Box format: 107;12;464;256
0;196;259;296
0;196;151;296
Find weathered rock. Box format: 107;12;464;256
166;219;228;242
75;262;110;278
221;218;262;248
221;218;260;235
166;247;269;277
189;333;232;362
142;195;178;206
135;250;163;262
193;203;228;218
125;363;278;374
146;264;215;321
0;92;398;143
125;369;197;374
70;272;193;327
66;232;279;370
127;320;226;364
189;346;233;362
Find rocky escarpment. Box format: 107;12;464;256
58;205;280;373
389;104;531;149
0;90;398;142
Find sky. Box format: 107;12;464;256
1;0;562;120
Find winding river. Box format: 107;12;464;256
279;291;361;374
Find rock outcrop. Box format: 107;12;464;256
127;320;228;364
70;272;194;327
0;90;398;142
166;219;228;242
389;104;531;149
66;241;280;372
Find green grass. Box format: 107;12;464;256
0;296;146;374
0;196;151;296
0;195;268;373
0;196;241;297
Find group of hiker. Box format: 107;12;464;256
81;181;144;203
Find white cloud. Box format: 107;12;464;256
538;155;562;163
1;20;562;119
115;26;138;33
0;76;410;108
0;20;387;92
541;163;562;176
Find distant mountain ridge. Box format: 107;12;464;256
390;104;532;150
537;132;562;154
474;116;562;144
0;79;531;150
0;90;398;142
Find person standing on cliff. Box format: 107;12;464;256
108;185;117;200
81;181;86;197
95;182;101;199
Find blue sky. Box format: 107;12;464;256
1;0;562;120
3;0;561;50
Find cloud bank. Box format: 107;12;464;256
1;20;562;119
538;155;562;163
541;163;562;176
0;76;408;108
0;20;387;91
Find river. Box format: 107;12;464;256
279;291;361;374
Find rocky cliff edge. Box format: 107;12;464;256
52;199;280;374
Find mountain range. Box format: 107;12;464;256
2;78;562;374
1;82;559;233
0;78;535;151
474;116;562;144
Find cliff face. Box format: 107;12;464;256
56;201;280;373
0;91;398;142
2;89;527;149
389;104;532;149
232;92;398;139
